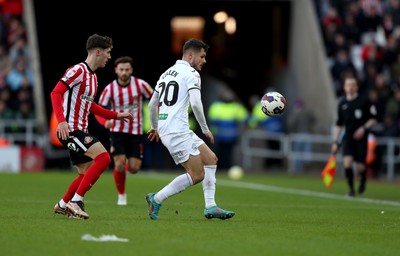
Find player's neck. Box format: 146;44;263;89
346;93;358;101
85;55;98;72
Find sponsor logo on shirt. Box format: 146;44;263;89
115;104;137;111
159;113;168;120
80;95;94;102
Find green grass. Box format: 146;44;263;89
0;170;399;256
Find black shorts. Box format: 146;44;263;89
341;137;367;164
110;132;144;159
58;130;99;165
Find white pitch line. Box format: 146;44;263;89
218;180;400;207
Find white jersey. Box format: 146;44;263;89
155;60;201;137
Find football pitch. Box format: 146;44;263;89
0;170;399;256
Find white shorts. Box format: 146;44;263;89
161;131;205;165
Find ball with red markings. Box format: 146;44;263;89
260;91;286;117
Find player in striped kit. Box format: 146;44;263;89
51;34;133;219
146;38;235;220
96;56;153;206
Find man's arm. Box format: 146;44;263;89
90;102;133;122
188;88;209;134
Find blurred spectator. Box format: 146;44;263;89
383;0;400;25
8;36;31;68
15;99;34;120
380;12;395;39
208;90;248;170
331;32;350;57
359;1;383;33
6;55;33;93
322;7;342;57
360;63;379;94
323;6;342;27
382;113;400;137
389;51;400;81
0;98;14;119
381;34;399;69
346;1;364;29
374;73;392;102
385;83;400;119
330;48;357;97
341;13;362;46
0;85;11;105
367;86;386;123
4;15;26;48
0;43;12;88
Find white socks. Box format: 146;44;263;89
202;165;217;208
154;173;194;203
58;199;67;208
71;194;83;202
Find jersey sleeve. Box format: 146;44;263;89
139;79;154;99
186;69;201;91
148;91;160;130
335;97;345;126
189;88;209;134
98;85;111;107
61;64;84;88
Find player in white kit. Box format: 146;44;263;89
146;38;235;220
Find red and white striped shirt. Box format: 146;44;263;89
60;62;98;133
98;76;153;134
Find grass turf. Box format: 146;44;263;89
0;170;399;256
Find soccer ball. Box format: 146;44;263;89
260;91;286;117
228;165;244;180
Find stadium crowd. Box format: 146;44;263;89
314;0;400;175
0;0;35;137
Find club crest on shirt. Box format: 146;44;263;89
64;68;78;83
84;136;93;144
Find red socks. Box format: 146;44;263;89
62;173;84;203
76;152;111;197
113;169;126;194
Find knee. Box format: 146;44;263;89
96;152;111;167
114;162;125;172
127;166;140;174
204;155;218;166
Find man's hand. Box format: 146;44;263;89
353;126;365;140
147;128;159;142
117;112;133;122
204;131;214;144
57;121;70;140
331;142;338;155
104;120;113;129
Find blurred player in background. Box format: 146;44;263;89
96;56;153;206
146;38;235;220
51;34;133;219
332;76;377;197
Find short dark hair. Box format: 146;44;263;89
86;34;113;51
114;56;133;67
183;38;209;54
